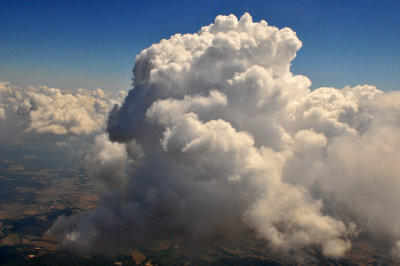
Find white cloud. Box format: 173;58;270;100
0;81;126;135
49;13;400;261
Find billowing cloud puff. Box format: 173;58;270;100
0;82;22;118
50;13;400;261
0;81;126;135
84;134;142;190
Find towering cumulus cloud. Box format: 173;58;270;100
49;13;400;259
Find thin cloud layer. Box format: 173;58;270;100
0;108;5;120
0;81;126;135
49;13;400;260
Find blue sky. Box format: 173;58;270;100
1;0;399;92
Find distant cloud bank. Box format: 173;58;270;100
45;13;400;261
0;81;126;135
